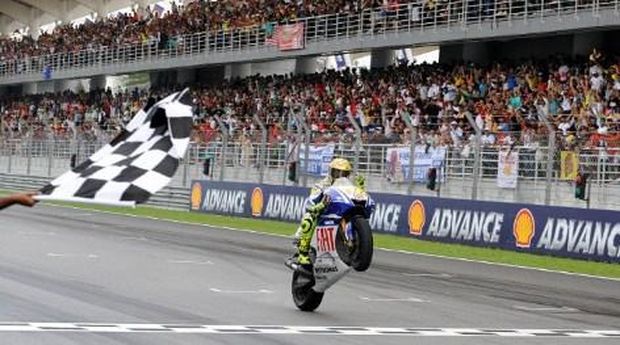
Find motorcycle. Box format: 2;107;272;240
285;177;374;312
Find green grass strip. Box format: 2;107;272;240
1;190;618;279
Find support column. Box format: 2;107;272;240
53;79;70;93
176;68;197;85
90;75;107;91
370;49;395;69
197;66;226;85
440;42;489;65
572;32;604;57
226;63;252;80
295;57;317;75
22;82;39;95
462;42;489;65
439;44;463;64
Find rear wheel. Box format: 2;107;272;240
350;215;373;272
291;271;324;312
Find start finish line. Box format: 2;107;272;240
0;323;618;337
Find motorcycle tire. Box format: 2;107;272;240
291;270;324;312
350;215;374;272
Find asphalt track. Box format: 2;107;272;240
0;205;618;345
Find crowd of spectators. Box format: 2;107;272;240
0;0;608;66
0;0;387;63
2;51;619;156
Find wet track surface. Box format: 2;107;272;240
0;205;618;344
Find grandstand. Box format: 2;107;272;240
0;0;619;210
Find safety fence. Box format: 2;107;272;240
1;137;619;210
1;0;618;81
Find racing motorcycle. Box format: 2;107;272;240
285;177;374;312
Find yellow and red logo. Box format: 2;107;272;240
408;200;425;236
513;208;535;248
250;187;264;217
190;182;202;211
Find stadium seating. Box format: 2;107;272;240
2;57;619;150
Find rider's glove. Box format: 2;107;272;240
308;195;329;216
321;194;331;207
354;175;366;191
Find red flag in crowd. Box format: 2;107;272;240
266;23;305;51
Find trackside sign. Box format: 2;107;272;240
190;180;620;263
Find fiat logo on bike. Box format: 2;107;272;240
316;226;336;252
408;200;425;236
250;187;264;217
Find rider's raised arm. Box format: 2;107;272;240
304;186;324;210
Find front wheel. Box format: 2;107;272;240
291;271;324;312
350;215;373;272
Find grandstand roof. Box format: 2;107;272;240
0;0;162;36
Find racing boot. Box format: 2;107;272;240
295;198;329;266
296;215;314;267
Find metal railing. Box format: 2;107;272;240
1;137;619;210
1;0;618;81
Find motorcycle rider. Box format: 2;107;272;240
294;158;367;266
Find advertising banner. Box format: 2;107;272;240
190;180;620;263
386;146;446;183
299;144;335;177
497;150;518;189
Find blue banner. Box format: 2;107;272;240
386;146;446;182
299;144;334;177
190;180;620;263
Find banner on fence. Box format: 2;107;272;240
560;151;579;180
267;23;305;51
299;144;334;176
385;146;446;183
497;150;518;189
190;180;620;263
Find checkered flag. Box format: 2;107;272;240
37;88;194;207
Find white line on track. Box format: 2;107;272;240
17;231;56;236
0;323;618;337
209;288;273;294
46;253;99;259
359;296;428;303
167;259;213;265
513;305;579;313
44;203;620;282
403;273;452;278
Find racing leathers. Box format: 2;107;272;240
294;174;369;265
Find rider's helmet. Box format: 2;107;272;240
329;158;352;179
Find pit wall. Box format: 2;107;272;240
189;180;620;263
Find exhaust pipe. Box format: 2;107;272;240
285;258;313;277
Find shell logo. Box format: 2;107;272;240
408;200;425;236
190;182;202;211
513;208;535;248
250;187;264;217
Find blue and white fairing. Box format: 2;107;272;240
305;178;375;224
308;178;375;292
